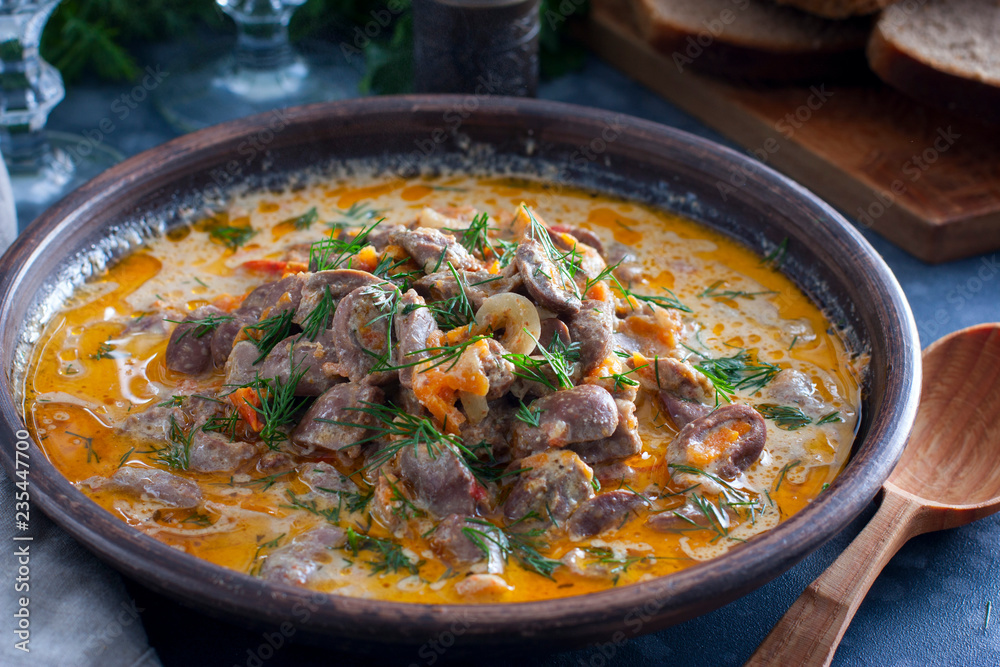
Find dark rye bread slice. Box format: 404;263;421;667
630;0;873;81
868;0;1000;123
771;0;894;19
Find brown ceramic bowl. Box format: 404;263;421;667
0;96;920;655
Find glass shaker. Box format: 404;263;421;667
413;0;540;97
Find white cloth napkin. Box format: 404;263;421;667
1;468;162;667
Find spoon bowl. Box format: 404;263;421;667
749;323;1000;667
889;324;1000;515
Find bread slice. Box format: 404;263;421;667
868;0;1000;121
629;0;872;81
769;0;893;19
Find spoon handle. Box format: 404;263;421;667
745;490;921;667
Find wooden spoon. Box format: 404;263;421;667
747;323;1000;667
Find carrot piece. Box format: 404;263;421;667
228;387;263;432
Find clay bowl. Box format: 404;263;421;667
0;96;920;655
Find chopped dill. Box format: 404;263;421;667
247;362;310;450
345;526;422;576
757;404;812;431
67;431;99;464
297;285;335;342
89;340;115;360
817;411;843;425
699;280;777;300
687;347;781;395
774;460;802;492
514;399;542;428
309;217;384;271
444;211;495;258
117;446;134;468
244;309;294;363
289;206;318;230
165;313;235;341
210;225;258;251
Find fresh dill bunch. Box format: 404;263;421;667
756;404;811;431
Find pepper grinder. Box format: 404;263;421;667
413;0;540;97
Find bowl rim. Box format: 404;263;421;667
0;94;921;648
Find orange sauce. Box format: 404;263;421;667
21;175;864;603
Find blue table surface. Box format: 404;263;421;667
42;56;1000;667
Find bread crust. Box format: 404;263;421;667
867;27;1000;124
625;0;870;82
771;0;892;19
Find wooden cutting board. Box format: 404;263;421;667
583;9;1000;264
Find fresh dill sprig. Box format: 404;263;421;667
282;488;342;524
324;401;475;471
141;415;192;470
67;431;99;464
289;206;318;230
618;285;693;313
345;526;422;576
699;280;776;300
210;225;258;251
180;512;213;527
244;309;294;364
330;201;379;227
165;313;235;341
444;211;495;258
515;399;542;427
463;518;562;579
157;395;185;408
202;412;239;440
309;217;384;271
117;446;134;468
687;347;782;395
817;411;843;425
756;404;812;431
247;364;310;450
249;532;286;577
297;285;335;342
90;340;115;360
215;470;291;491
424;263;476;329
602;364;646;391
522;205;583;295
527;328;575;389
773;460;802;492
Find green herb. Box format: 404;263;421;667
164;313;234;341
244;309;294;364
249;532;286;577
180;512;212;527
788;335;799;350
117;446;134;468
210;225;258;251
762;237;789;268
465;519;563;580
345;527;422;576
297;284;335;342
67;430;99;463
515;399;542;428
617;284;693;313
524;328;575;389
523;205;583;296
602;364;646;391
817;411;842;425
688;348;781;395
309;217;384;271
330;201;379;227
444;211;495;258
424;263;476;329
282;489;342;524
90;340;115;360
384;474;424;520
141;415;191;470
247;362;310;450
699;280;777;300
194;276;208;288
202;412;239;440
216;470;291;491
757;404;812;431
157;396;184;408
289;206;318;230
774;460;801;492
